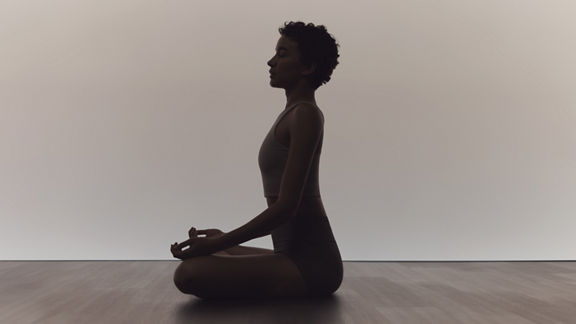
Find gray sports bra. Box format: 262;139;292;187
257;102;324;198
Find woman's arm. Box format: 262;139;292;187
220;201;295;249
220;104;322;252
224;245;275;255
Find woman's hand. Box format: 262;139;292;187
170;227;227;260
171;236;225;260
189;227;225;239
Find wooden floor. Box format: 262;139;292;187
1;261;576;324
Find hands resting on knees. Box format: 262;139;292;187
170;227;226;260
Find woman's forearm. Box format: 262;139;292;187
224;245;275;255
221;203;293;249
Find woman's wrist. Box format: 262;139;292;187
215;235;233;252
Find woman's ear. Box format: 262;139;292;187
302;63;317;76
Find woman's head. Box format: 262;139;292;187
268;21;340;90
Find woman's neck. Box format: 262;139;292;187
284;84;317;109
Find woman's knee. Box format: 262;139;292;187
173;263;188;293
173;259;203;294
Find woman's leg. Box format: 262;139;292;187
224;245;274;255
213;245;274;256
173;253;308;299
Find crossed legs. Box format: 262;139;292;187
173;246;309;299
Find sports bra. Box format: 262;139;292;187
258;102;324;198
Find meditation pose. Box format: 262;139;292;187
171;21;342;299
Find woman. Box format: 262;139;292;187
171;21;342;299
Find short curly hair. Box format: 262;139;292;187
278;21;340;90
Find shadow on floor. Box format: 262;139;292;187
174;294;344;324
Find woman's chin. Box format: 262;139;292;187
269;80;281;88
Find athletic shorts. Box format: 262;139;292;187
277;241;343;297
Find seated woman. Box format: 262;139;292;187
171;21;342;299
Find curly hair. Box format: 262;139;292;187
278;21;340;90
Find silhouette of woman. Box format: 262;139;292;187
171;21;342;299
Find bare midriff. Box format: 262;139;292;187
266;196;327;218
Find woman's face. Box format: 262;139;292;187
267;36;311;89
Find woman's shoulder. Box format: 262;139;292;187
287;102;324;125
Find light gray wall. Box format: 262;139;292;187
1;0;575;260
